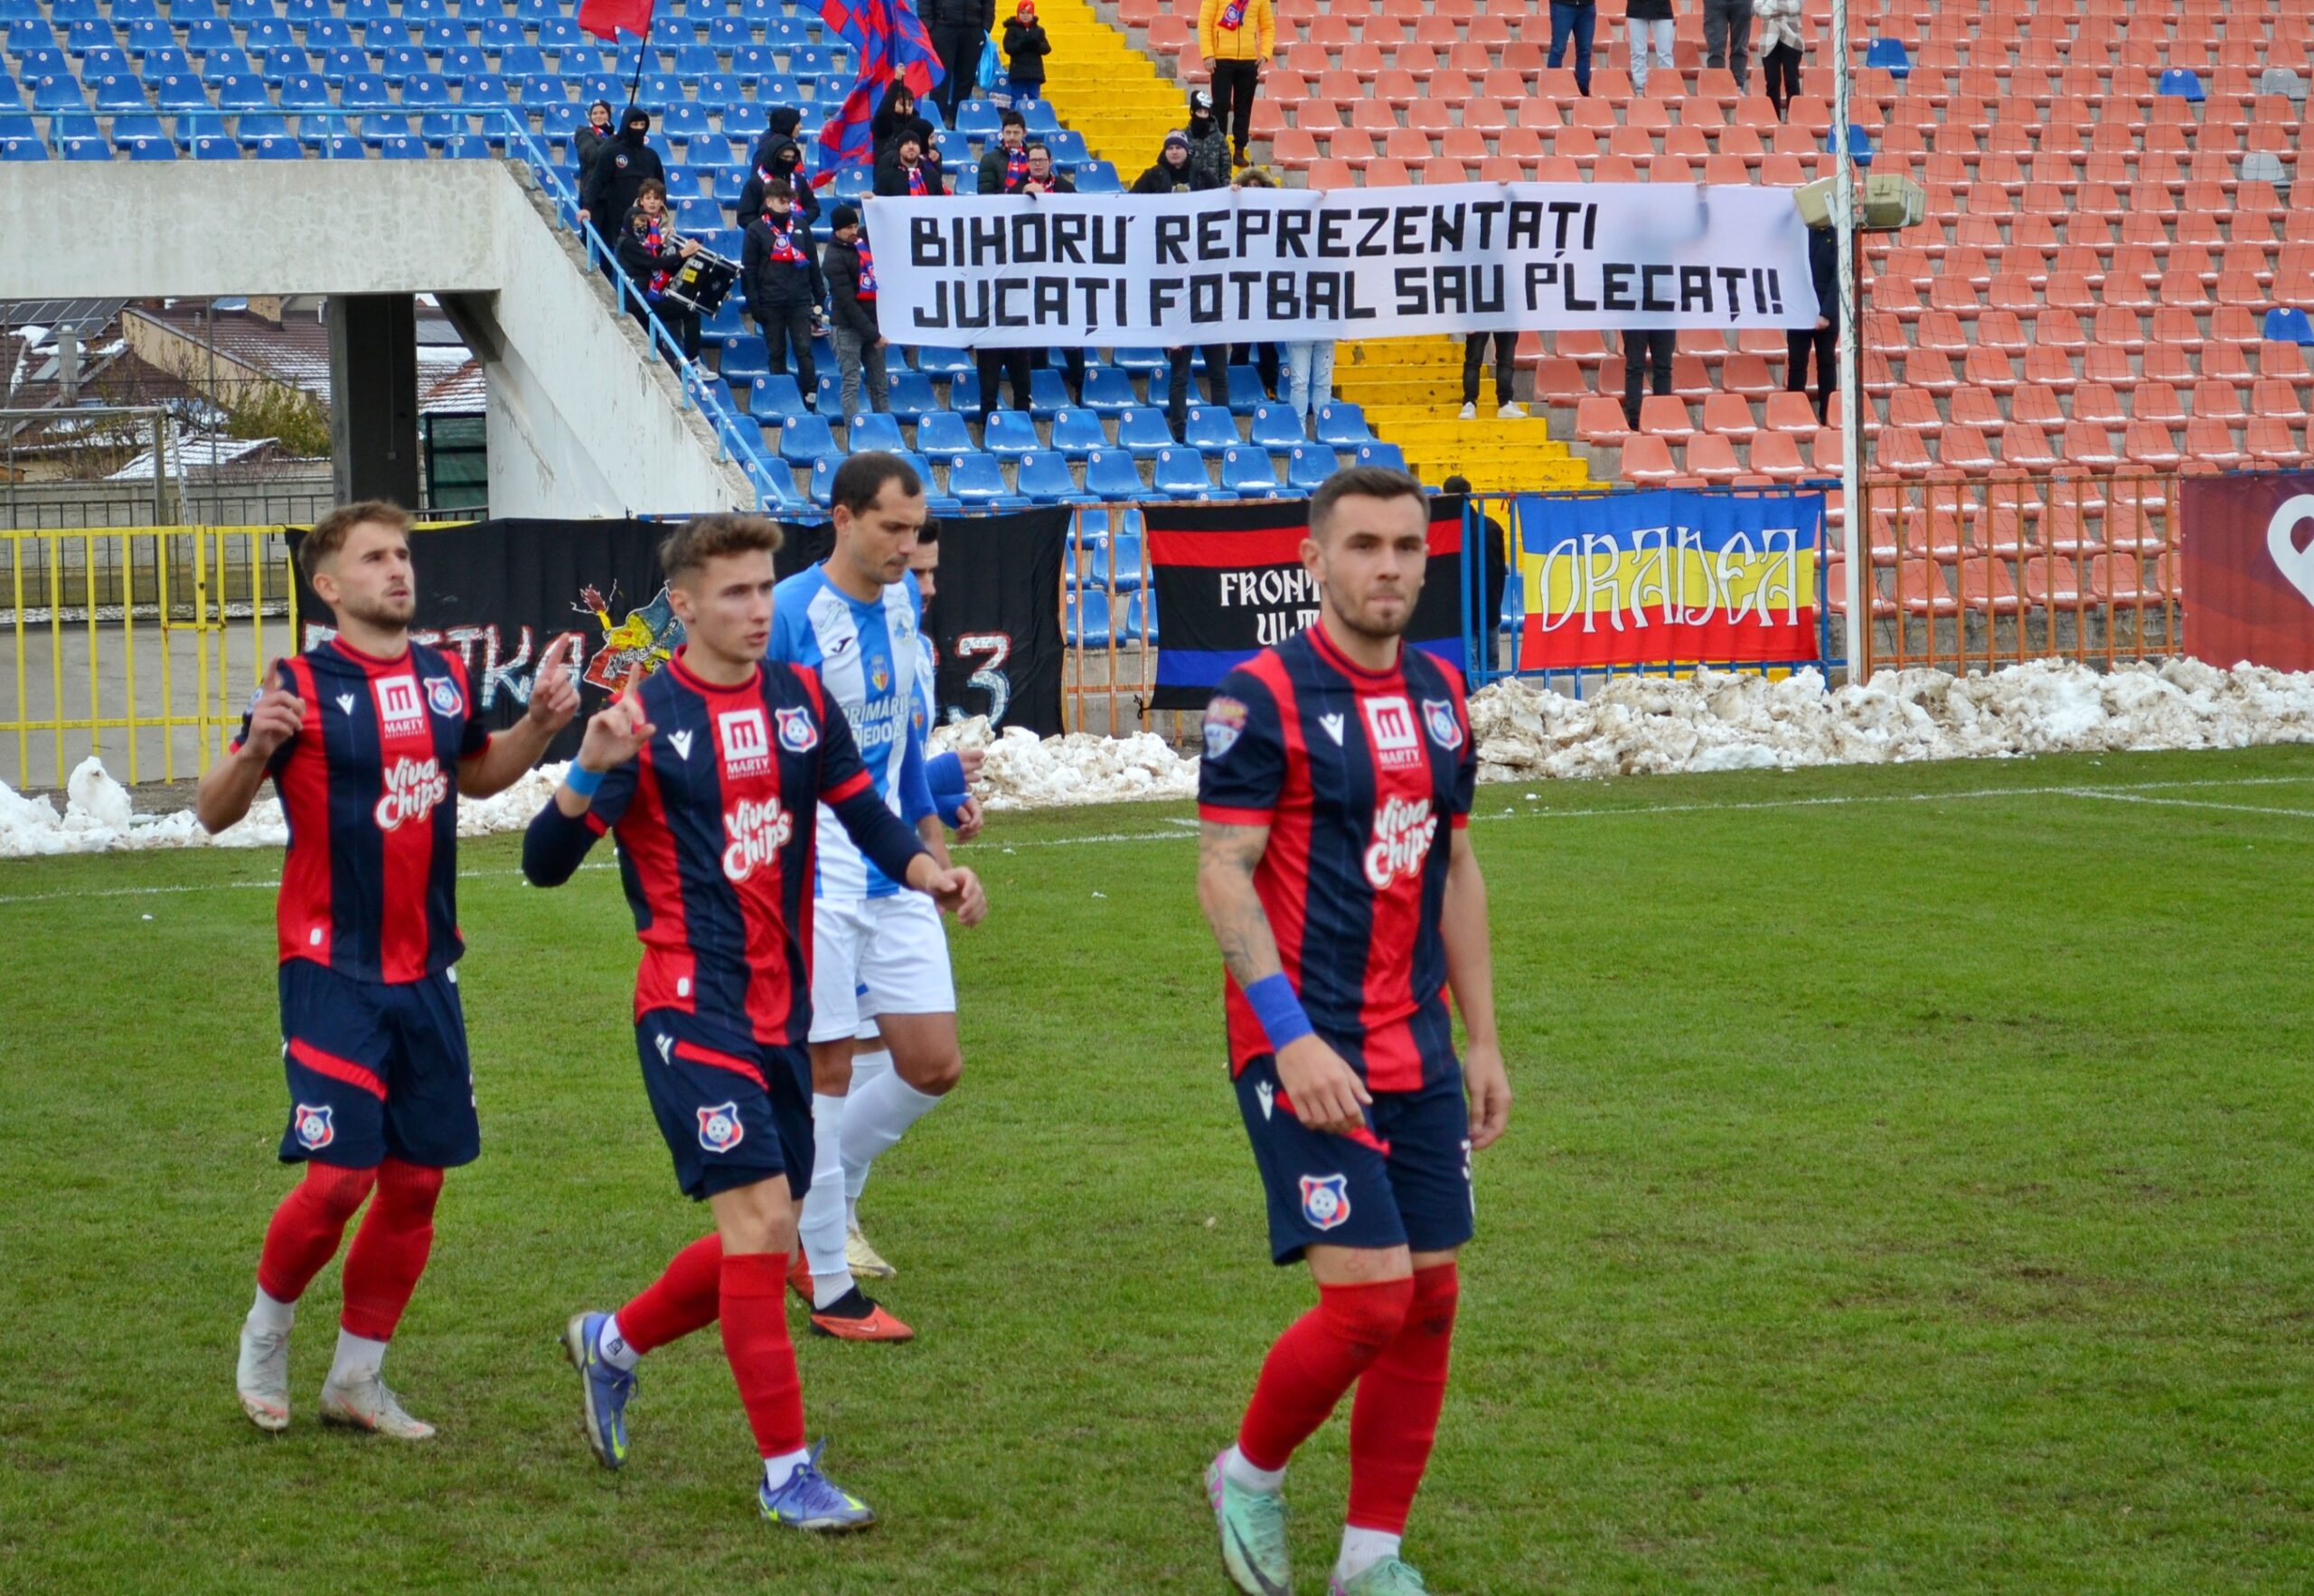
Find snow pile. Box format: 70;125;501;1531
7;660;2314;858
1470;657;2314;781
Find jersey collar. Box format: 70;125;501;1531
325;634;415;672
667;645;761;697
1307;618;1404;684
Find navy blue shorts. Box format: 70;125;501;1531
1234;1049;1475;1265
635;1009;813;1203
277;960;478;1170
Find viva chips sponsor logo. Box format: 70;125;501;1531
375;756;449;831
721;795;794;883
1363;795;1437;889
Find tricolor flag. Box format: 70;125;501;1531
817;0;945;173
578;0;654;42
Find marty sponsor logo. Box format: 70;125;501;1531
292;1103;334;1151
697;1102;745;1153
1300;1173;1351;1231
1361;694;1424;769
719;707;771;775
1364;795;1438;889
1203;694;1248;759
721;794;794;882
375;756;449;831
375;674;428;738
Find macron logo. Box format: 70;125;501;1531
1256;1079;1275;1121
334;693;356;716
654;1032;673;1064
668;729;695;762
1320;713;1345;746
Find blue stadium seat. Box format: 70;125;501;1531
94;73;152;111
1153;448;1215;500
779;410;838;464
315;46;364;84
663;102;715;137
182;20;236;53
402;0;449;18
1221;446;1281;498
254;44;306;83
729;44;776;79
462;73;511;107
1863;36;1908;78
211;70;266;109
442;131;493;158
62;19;113;54
354;112;408;145
174;109;229;144
1285;445;1335;493
1015;451;1090;505
1049;408;1106;458
948;371;982;415
441;45;488;82
720;343;770;385
1075;159;1121;193
241;16;295;49
57;134;111;160
519;73;569;107
1027;366;1071;418
417;19;465;52
707;16;748;50
698;71;746;106
1096;531;1143;591
1223;365;1267;414
0;133;44;158
123;131;177;158
301;15;354;47
915;410;974;455
749;373;807;420
125;19;174;55
947;452;1025;508
1118;408;1174;457
499;43;548;78
1183;405;1238;455
982;409;1039;461
1313;402;1371;446
341;72;394;108
378;132;427;157
1081;368;1137;415
1083;448;1143;502
2266;307;2314;346
1355;441;1406;473
787;44;835;76
952;99;998;140
846;412;906;454
1043;129;1086;164
189;131;239;157
1112;345;1168;374
377;44;423;80
1247;402;1305;449
2157;67;2205;102
82;48;135;81
248;131;303;157
279;71;329;109
30;74;88;113
1067;587;1113;645
308;127;364;158
1124;590;1157;645
886;371;939;424
1073;507;1115;549
1018;99;1058;132
226;0;277;17
362;18;413;50
478;17;525;50
112;111;167;142
672;42;718;77
536;17;583;48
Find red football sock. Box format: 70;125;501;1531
1346;1263;1460;1534
255;1162;378;1305
339;1158;444;1341
1236;1276;1416;1473
618;1234;726;1353
719;1251;806;1460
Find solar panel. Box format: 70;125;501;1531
0;298;126;338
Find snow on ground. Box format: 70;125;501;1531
6;659;2314;857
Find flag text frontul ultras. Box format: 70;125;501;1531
864;183;1820;347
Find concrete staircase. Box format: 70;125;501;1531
1039;0;1189;178
1337;336;1591;492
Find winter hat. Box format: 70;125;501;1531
768;106;803;136
832;204;862;230
1190;89;1213;116
1164;128;1190;150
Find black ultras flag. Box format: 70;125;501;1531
923;506;1068;738
1143;496;1469;711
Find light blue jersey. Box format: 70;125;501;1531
768;564;934;898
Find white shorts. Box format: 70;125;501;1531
808;892;956;1044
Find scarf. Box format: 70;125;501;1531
637;215;674;296
1218;0;1246;30
765;216;804;266
856;239;879;301
1005;145;1030;188
906;164;927;196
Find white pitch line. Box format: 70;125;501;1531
3;771;2310;907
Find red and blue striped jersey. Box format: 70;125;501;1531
578;649;917;1047
233;638;492;984
1197;624;1477;1092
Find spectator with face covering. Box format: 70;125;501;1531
1182;89;1232;192
583;106;665;248
748;105;804;174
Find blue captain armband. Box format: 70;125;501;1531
562;763;606;799
1244;972;1313;1052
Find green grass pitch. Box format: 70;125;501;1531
3;746;2312;1593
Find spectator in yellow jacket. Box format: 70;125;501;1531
1198;0;1275;167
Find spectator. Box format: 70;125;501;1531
1231;165;1284;400
923;0;995;124
1166;344;1232;443
875;131;947;196
1197;0;1275;169
1461;332;1524;421
1626;0;1676;97
573;99;615;192
1284;335;1335;424
1622;325;1675;429
1002;1;1050;105
748;105;804;176
976;344;1033;428
1704;0;1753;92
1789;221;1838;424
1133;129;1201;193
1754;0;1804;121
871;81;928;159
1442;474;1510;636
738;135;820;230
616;178;703;361
1546;0;1596;99
979;109;1030;194
583;106;665;249
823;204;890;418
1016;142;1084;405
744;179;831;410
1183;89;1233;192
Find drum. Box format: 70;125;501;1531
663;249;739;315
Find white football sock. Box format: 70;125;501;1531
1337;1527;1402;1582
1221;1444;1286;1495
596;1313;640;1372
248;1286;296;1335
326;1328;390;1387
763;1446;814;1494
803;1093;855;1309
839;1070;942;1206
849;1044;893;1096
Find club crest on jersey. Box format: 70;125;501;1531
292;1103;334;1151
427;676;466;719
1203;695;1248;759
869;654;891;695
776;706;818;753
1422;698;1463;751
1300;1173;1351;1231
718;707;771;776
696;1102;745;1153
722;794;794;882
1365;795;1438;889
375;756;449;831
1360;695;1424;770
375;675;428;738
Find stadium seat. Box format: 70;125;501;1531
1083;448;1143;502
1153;447;1217;500
845;412;905;455
1014;451;1090;504
1220;446;1282;498
1248;404;1306;449
1285;445;1336;493
1067;587;1115;645
1049;408;1106;459
915;411;975;456
1182;405;1238;456
779;411;837;465
886;371;939;425
982;410;1039;461
947;452;1026;508
1314;404;1372;446
1357;442;1406;473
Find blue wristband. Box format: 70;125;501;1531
1244;972;1312;1052
563;763;606;799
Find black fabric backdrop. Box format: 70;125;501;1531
288;512;1063;762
